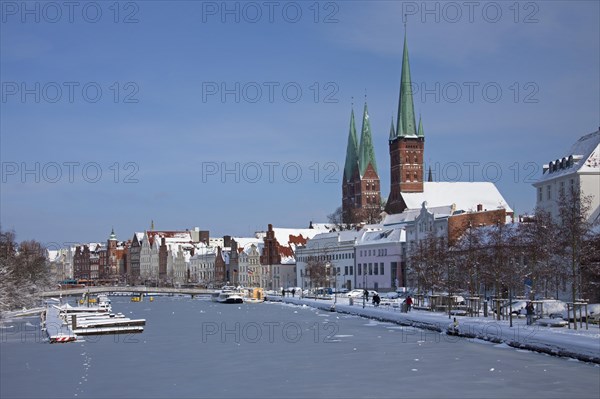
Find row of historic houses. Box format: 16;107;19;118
65;223;331;289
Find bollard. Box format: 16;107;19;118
349;297;354;306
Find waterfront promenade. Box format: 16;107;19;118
279;296;600;364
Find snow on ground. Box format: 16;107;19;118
278;296;600;363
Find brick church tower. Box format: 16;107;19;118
386;33;425;215
342;102;381;223
107;228;118;277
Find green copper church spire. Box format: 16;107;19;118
396;32;417;137
343;107;359;182
418;114;424;137
358;102;378;176
389;116;396;140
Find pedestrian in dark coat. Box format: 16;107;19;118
405;296;413;312
526;302;535;325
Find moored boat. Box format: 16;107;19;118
216;291;244;304
212;286;244;304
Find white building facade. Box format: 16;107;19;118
295;231;360;291
533;129;600;223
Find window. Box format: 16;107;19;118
546;185;551;200
380;263;384;275
350;266;353;275
368;263;373;275
374;264;378;275
559;181;565;197
358;264;361;275
345;266;348;275
570;179;575;194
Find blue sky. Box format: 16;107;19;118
1;0;599;247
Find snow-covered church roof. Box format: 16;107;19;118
400;182;512;213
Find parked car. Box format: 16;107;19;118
347;289;365;298
384;292;400;299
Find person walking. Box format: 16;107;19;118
526;301;534;326
405;295;413;312
291;288;296;297
372;293;381;307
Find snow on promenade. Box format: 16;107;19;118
277;296;600;364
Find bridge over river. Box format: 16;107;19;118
40;286;217;298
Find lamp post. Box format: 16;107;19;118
300;269;304;298
325;261;331;301
363;269;367;309
334;271;340;305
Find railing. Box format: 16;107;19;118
40;285;217;297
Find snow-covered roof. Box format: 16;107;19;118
255;226;330;247
400;182;512;213
232;237;262;251
382;205;454;226
309;223;334;231
303;230;362;250
189;246;218;260
86;243;103;252
536;129;600;183
357;228;406;245
46;250;60;261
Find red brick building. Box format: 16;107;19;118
342;103;381;223
386;35;425;215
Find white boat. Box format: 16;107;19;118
217;291;244;304
212;286;244;304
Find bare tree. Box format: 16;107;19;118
306;259;329;288
557;188;597;327
407;229;444;296
451;215;485;297
329;206;358;231
580;228;600;302
0;229;51;315
517;209;558;299
479;221;517;320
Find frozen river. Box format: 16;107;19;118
1;296;599;398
